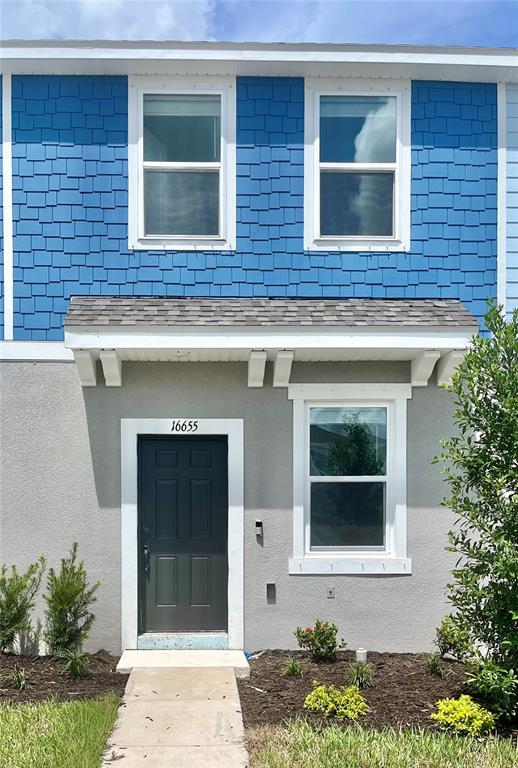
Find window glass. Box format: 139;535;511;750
320;171;394;237
144;170;219;236
311;482;385;547
320;95;396;163
144;94;221;163
310;407;387;476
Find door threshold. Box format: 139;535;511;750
137;632;229;650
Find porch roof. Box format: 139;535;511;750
63;296;477;389
65;296;477;330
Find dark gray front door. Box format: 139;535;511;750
138;435;228;633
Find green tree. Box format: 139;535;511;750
437;302;518;716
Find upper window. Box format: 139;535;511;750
304;79;410;251
129;76;236;251
288;383;412;575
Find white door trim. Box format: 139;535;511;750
120;417;244;651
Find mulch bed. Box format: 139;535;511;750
237;650;466;731
0;651;128;704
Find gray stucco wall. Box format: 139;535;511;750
0;359;455;653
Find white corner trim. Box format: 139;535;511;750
247;350;267;387
411;350;441;386
272;350;294;387
100;349;122;387
127;74;236;251
304;77;411;252
289;382;411;575
2;74;13;341
497;82;507;312
436;350;465;386
0;341;74;360
73;350;97;386
121;417;244;651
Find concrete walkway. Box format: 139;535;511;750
102;666;248;767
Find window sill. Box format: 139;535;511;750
129;237;234;252
288;556;412;575
304;237;410;253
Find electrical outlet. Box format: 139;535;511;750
326;587;335;599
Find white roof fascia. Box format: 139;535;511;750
2;40;518;81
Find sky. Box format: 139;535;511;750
0;0;517;47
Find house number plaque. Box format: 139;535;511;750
170;419;199;433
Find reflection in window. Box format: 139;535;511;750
319;95;397;239
309;407;387;550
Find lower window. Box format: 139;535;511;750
288;384;412;575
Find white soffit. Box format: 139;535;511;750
2;41;518;82
64;325;472;388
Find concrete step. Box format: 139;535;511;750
117;649;250;678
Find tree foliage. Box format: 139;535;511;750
437;302;518;715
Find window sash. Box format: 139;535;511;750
305;401;392;555
138;89;226;242
313;87;403;244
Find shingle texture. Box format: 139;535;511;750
8;76;497;340
65;296;478;329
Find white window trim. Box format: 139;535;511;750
121;417;244;650
288;383;412;575
128;75;236;251
304;78;411;252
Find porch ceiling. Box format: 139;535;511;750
63;296;477;389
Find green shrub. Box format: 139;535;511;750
430;694;494;737
0;665;27;691
294;620;340;662
466;657;518;721
436;303;518;719
435;616;472;660
44;543;100;655
304;681;368;720
426;652;444;678
282;656;303;678
0;557;45;652
347;662;373;689
59;649;90;679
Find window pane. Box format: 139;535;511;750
320;171;393;236
310;407;387;476
144;94;221;162
320;95;396;163
144;170;219;236
311;482;385;547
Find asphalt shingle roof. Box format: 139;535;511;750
65;296;478;330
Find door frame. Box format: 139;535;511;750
121;418;244;651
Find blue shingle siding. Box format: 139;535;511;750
11;75;497;339
506;84;518;315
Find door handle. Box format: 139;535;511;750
143;544;151;574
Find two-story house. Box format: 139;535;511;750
0;41;515;655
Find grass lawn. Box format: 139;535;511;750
248;719;518;768
0;693;119;768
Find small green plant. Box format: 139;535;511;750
347;662;373;689
304;681;368;720
59;649;90;680
466;657;518;721
294;620;341;662
0;665;27;691
44;543;100;655
435;616;472;660
426;652;444;678
430;694;494;737
282;656;303;678
0;557;45;653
